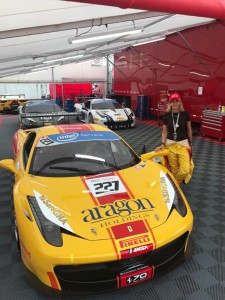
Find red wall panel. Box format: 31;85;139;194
49;83;92;101
113;21;225;123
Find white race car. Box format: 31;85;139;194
74;98;135;129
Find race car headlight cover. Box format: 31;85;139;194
28;196;63;247
166;174;187;217
96;112;107;118
23;118;36;125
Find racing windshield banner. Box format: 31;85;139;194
36;131;119;147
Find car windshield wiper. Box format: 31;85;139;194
33;156;122;176
74;154;121;170
48;166;97;175
103;161;121;170
33;157;76;175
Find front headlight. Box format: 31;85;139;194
96;112;107;118
167;175;187;217
28;196;63;247
130;110;135;117
23;117;36;124
160;173;187;217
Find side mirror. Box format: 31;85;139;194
0;159;21;177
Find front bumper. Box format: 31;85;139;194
25;231;191;295
103;119;135;129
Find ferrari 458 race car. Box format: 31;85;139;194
74;98;135;129
18;100;73;129
0;124;193;295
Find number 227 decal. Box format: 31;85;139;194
85;175;127;197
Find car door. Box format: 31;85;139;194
81;100;91;122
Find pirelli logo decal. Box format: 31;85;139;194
119;234;150;248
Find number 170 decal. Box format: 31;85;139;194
118;266;154;288
85;175;127;197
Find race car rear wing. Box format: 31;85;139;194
20;111;81;118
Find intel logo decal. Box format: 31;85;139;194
56;133;79;142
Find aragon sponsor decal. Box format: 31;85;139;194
159;171;175;211
85;175;126;197
33;190;74;233
82;198;155;223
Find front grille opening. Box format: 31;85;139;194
54;232;189;284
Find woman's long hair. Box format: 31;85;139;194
166;101;185;112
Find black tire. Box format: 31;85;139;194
65;116;70;124
74;107;80;121
14;214;20;251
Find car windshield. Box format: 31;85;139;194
29;137;140;177
24;103;61;113
92;100;122;110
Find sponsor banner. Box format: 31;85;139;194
36;131;119;147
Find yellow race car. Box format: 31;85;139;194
0;124;193;294
0;94;28;114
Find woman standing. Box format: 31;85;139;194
155;92;194;184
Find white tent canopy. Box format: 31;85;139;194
0;0;215;81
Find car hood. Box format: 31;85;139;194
24;161;177;241
94;108;132;118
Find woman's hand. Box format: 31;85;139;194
155;144;165;152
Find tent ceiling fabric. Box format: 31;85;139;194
0;0;216;79
66;0;225;19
